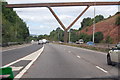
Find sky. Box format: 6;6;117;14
5;0;119;35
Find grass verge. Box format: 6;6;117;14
55;43;109;53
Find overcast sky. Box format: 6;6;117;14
6;0;119;35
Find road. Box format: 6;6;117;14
2;44;43;77
20;43;119;78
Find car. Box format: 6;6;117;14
86;41;95;46
38;40;43;45
76;39;84;44
107;43;120;66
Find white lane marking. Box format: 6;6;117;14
15;46;44;79
3;46;44;68
2;44;32;52
11;66;23;71
77;55;81;58
96;66;108;73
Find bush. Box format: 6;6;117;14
94;32;104;43
115;16;120;26
105;36;113;44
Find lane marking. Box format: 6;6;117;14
77;55;81;58
96;66;108;73
11;66;23;71
3;46;44;68
15;46;44;79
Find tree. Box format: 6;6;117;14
94;15;104;23
94;32;104;43
105;36;113;44
80;15;104;30
81;17;93;29
78;33;92;42
2;2;30;44
49;27;64;41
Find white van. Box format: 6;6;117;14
38;40;43;45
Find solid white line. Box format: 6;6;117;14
14;46;44;79
96;66;108;73
77;55;81;58
3;58;23;68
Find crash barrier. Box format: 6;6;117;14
0;67;14;80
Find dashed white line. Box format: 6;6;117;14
77;55;81;58
96;66;108;73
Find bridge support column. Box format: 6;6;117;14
64;30;68;43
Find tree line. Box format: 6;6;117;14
36;15;105;43
38;12;119;44
2;2;30;46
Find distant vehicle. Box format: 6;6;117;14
86;41;95;46
76;39;84;44
38;40;43;45
42;39;47;44
107;43;120;66
59;41;63;43
31;40;34;44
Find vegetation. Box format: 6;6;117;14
69;29;79;42
80;17;93;29
105;36;113;44
115;16;120;26
79;15;104;30
94;32;104;43
2;2;30;45
57;43;109;53
49;27;64;41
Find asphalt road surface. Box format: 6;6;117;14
2;44;43;66
2;43;43;77
21;43;119;78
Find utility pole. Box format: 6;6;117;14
93;2;96;43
